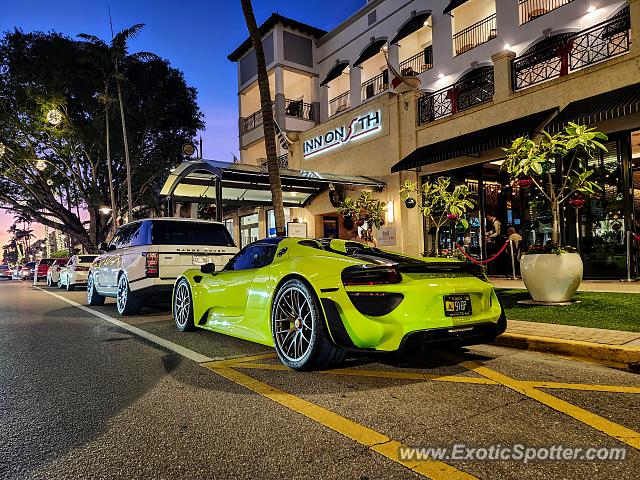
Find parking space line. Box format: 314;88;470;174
525;381;640;394
205;364;478;480
445;354;640;450
232;362;498;385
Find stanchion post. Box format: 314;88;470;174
509;238;516;280
621;230;637;283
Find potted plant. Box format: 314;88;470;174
399;177;475;255
502;122;606;303
337;191;385;245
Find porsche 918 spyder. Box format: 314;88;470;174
172;238;506;370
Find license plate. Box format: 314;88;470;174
192;255;211;265
444;294;472;317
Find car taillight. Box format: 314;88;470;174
56;267;61;272
341;265;402;286
145;252;159;277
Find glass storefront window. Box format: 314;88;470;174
266;208;291;237
240;213;259;247
224;218;235;243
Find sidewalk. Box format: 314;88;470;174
496;320;640;372
491;278;640;293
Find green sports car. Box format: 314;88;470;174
172;237;506;370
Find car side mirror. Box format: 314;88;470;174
200;263;215;274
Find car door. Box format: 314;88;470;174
201;244;277;330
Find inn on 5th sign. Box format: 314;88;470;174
303;110;382;158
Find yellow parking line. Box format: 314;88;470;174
525;381;640;394
205;364;477;480
233;362;497;385
445;354;640;450
201;353;277;368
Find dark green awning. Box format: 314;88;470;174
320;62;349;87
390;11;431;45
353;38;387;67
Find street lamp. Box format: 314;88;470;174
99;207;113;215
46;108;63;126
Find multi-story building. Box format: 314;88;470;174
168;0;639;278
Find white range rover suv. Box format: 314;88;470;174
87;218;238;315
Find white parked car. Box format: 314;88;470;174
58;255;98;291
46;258;70;286
87;218;237;315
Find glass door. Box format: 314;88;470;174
240;213;259;248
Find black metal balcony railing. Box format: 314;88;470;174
329;91;350;117
241;109;263;133
418;67;494;125
513;7;631;91
361;70;389;101
261;154;289;169
284;99;314;121
519;0;575;25
453;14;497;56
399;46;434;76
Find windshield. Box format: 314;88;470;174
78;255;97;264
38;259;55;265
151;221;235;247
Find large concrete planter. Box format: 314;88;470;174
521;253;583;303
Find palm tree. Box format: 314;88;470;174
239;0;286;236
78;24;158;222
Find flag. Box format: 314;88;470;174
273;118;293;151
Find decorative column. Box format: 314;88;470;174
310;75;321;123
320;85;329;122
491;49;516;102
349;65;362;109
273;65;286;127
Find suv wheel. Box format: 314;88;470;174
116;274;143;316
87;275;105;306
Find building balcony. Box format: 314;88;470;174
417;66;494;125
329;91;350;117
399;46;433;76
284;98;315;121
512;7;631;91
260;154;289;169
518;0;575;25
453;13;497;56
361;70;389;102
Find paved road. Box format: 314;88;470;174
0;279;638;479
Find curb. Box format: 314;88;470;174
495;333;640;373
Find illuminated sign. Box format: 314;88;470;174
303;110;381;158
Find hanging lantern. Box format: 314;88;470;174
568;196;585;209
517;178;533;188
447;213;459;220
404;197;417;209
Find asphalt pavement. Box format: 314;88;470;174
0;279;638;480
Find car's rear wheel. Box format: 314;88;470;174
173;279;194;332
116;274;143;316
271;279;345;371
57;279;63;289
87;274;105;306
66;280;74;291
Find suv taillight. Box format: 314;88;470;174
145;252;159;277
341;265;402;286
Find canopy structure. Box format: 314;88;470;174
546;83;640;134
320;62;349;87
391;109;557;172
390;11;431;45
443;0;471;15
353;38;387;67
160;159;385;220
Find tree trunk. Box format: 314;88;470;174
115;66;133;222
551;201;561;246
105;86;117;233
435;226;440;255
240;0;286;236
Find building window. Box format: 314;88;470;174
240;213;259;247
267;208;292;237
224;218;235;243
368;10;377;26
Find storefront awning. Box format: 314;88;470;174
391;109;557;173
443;0;471;15
161;159;385;209
390;11;431;45
353;38;387;68
546;83;640;134
320;62;349;87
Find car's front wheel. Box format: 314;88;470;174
87;274;105;306
173;278;195;332
116;274;143;316
271;279;345;371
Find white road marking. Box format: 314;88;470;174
35;287;215;363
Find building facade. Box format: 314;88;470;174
226;0;640;278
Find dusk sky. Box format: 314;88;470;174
1;0;364;249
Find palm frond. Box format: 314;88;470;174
130;51;161;62
77;33;106;46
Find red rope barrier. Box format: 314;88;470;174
455;239;510;265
